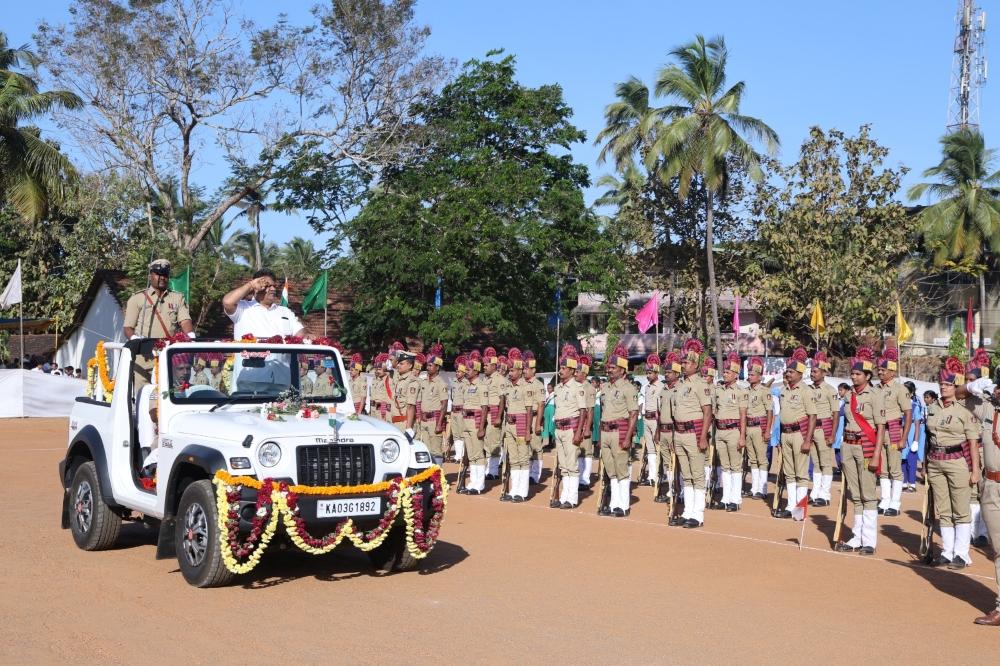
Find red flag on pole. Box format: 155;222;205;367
732;293;741;343
966;296;975;349
635;291;659;334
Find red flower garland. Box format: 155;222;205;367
225;479;275;560
408;471;446;553
280;478;405;547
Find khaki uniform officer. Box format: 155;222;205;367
774;348;817;519
714;353;748;512
418;346;449;465
671;339;713;528
450;356;468;463
926;359;981;569
552;349;588;509
311;361;337;397
641;354;664;487
575;355;597;489
835;348;886;555
370;354;392;422
598;344;638;517
745;357;773;499
809;352;839;506
122;259;194;391
481;347;509;480
397;351;422;437
457;351;489;495
523;351;547;484
974;385;1000;626
701;357;720;491
877;347;912;517
962;350;993;545
500;348;534;502
348;353;367;415
654;351;681;503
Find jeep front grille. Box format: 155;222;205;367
296;444;375;487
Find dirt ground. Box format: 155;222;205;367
3;418;999;664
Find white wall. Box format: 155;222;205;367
0;370;85;418
55;284;126;370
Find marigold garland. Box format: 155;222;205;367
211;467;447;574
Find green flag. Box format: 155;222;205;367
169;265;190;303
301;270;328;314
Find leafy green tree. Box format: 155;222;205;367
646;35;778;368
907;128;1000;343
0;31;81;222
321;53;627;354
277;237;324;281
751;126;915;352
947;319;970;362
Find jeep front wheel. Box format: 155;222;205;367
174;480;234;588
69;461;121;550
366;521;419;573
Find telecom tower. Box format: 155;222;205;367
947;0;988;130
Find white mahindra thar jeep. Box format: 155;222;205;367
59;339;443;587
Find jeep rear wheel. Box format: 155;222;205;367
175;480;234;588
69;461;121;550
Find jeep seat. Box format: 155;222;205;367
136;384;156;452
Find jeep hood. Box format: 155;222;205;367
169;410;402;441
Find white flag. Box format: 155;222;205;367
1;260;22;307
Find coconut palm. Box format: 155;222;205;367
595;77;657;170
646;35;779;367
0;32;82;221
908;128;1000;342
278;236;323;281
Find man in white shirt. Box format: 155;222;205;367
223;269;306;339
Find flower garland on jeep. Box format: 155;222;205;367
86;341;116;400
211;466;447;574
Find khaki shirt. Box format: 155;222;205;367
192;369;211;387
779;381;817;425
714;382;748;420
420;375;448;415
311;370;336;396
371;374;390;405
451;377;466;410
463;376;484;410
350;375;367;407
579;379;597;410
672;374;712;422
926;400;979;447
658;381;677;425
397;371;420;408
504;378;528;414
644;379;663;419
482;373;510;409
962;394;994;437
602;377;638;421
984;408;1000;472
299;374;314;395
747;383;772;418
554;378;588;420
844;385;884;433
811;381;839;420
124;288;191;338
880;379;911;421
524;377;544;412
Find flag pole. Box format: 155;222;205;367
655;292;660;358
19;300;24;369
799;513;807;551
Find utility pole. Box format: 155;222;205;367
947;0;987;130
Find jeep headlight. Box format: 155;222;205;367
380;438;400;463
257;441;281;468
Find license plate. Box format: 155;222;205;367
316;497;381;518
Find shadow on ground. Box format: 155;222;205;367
884;558;996;612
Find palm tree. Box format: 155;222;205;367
908;128;1000;343
232;188;267;270
0;32;82;221
278;236;323;281
646;35;779;367
594;77;657;170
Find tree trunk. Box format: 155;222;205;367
705;196;724;370
665;272;677;351
979;272;986;348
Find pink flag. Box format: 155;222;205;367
791;491;809;521
635;291;659;334
732;294;741;336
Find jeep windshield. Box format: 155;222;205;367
165;346;347;405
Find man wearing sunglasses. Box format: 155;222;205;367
223;269;306;339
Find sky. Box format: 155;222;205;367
6;0;998;247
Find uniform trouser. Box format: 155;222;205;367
879;436;904;482
555;428;580;478
716;428;742;472
675;431;706;490
842;443;878;512
656;430;673;479
781;432;810;484
809;426;834;473
419;420;444;458
465;417;488;464
979;479;1000;611
641;420;657;455
133;354;154;394
927;457;971;525
600;430;630;481
485;421;503;457
745;425;768;470
503;423;531;471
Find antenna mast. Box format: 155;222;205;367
947;0;988;130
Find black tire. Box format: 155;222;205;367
175;480;234;588
68;461;121;550
366;523;419;573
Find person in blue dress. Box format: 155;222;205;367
902;381;925;492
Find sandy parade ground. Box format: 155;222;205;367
2;417;998;664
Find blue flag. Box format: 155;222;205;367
434;276;442;310
548;286;563;329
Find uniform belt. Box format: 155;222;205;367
659;423;674;432
674;421;699;433
506;414;526;424
452;406;464;414
843;431;863;443
463;409;482;418
421;411;439;420
715;419;740;430
600;422;620;431
780;423;801;433
376;401;391;409
985;469;1000;483
747;417;766;426
644;411;658;419
555;418;579;430
930;444;964;455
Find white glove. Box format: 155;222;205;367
909;442;918;453
405;428;416;440
968;377;995;399
187;331;197;339
129;335;142;341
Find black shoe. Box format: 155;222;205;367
877;507;885;515
947;558;970;570
683;519;703;528
668;515;684;526
561;502;575;510
834;542;857;553
549;500;562;509
654;494;669;503
858;546;875;556
884;508;899;517
530;478;540;486
808;497;816;506
813;498;829;507
578;483;590;491
512;496;525;503
932;555;953;567
485;473;499;481
709;499;725;510
499;493;513;502
457;487;470;495
725;503;737;512
598;506;613;516
466;488;481;495
741;489;752;497
753;492;766;499
774;509;792;519
973;535;990;548
613;508;626;517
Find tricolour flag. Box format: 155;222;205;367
280;277;290;307
0;259;22;308
895;300;912;345
809;299;825;334
635;290;659;334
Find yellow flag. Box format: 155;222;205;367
895;300;913;345
810;299;826;334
